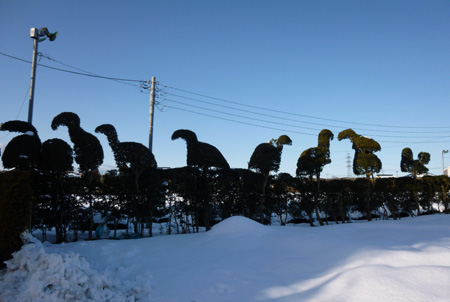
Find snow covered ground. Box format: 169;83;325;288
2;215;450;302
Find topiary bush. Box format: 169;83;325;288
0;170;33;268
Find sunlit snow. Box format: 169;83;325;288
2;215;450;301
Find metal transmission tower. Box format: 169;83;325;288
346;153;352;178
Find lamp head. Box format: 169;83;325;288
30;27;57;42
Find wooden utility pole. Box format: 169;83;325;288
149;77;156;152
28;27;57;124
28;31;39;124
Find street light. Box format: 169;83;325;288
442;150;449;175
28;27;58;124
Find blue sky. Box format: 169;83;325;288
1;0;449;177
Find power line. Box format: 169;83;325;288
0;51;146;87
15;85;31;120
164;92;450;135
160;83;450;129
161;104;317;136
3;51;449;141
163;97;321;131
38;53;141;88
161;103;450;145
162;97;450;140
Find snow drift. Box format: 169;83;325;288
0;234;149;302
209;216;270;237
2;215;450;302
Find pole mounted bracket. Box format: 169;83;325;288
30;27;58;41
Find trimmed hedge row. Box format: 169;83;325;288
0;170;33;268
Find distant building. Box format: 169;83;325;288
376;174;394;179
444;167;450;177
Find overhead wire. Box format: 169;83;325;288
161;103;450;144
160;83;450;129
0;51;147;88
38;53;141;88
161;96;450;141
163;92;450;135
161;104;318;137
2;51;448;145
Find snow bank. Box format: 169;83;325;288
0;234;149;302
209;216;269;237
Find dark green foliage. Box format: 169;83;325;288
400;148;431;216
296;130;333;226
354;152;382;176
296;148;330;178
52;112;104;173
338;129;382;221
37;139;73;243
3;110;450;242
322;179;352;224
249;135;292;223
249;135;292;175
429;175;450;213
374;178;401;219
171;129;229;231
296;129;333;178
338;129;381;153
0;121;41;170
0;171;33;268
52;112;104;239
39;139;73;173
172;129;229;170
338;129;381;177
249;143;282;175
1;120;38;134
95;124;156;173
96;124;160;237
162;166;205;232
215;168;262;220
270;135;293;147
401;148;430;178
270;173;296;225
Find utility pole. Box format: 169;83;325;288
148;76;156;152
28;27;57;124
28;29;39;124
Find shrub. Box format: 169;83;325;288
0;171;33;268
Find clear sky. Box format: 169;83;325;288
1;0;449;178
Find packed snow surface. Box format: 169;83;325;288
3;215;450;301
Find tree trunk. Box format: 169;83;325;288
55;191;63;243
305;204;314;227
260;174;269;224
339;193;346;224
89;199;94;239
442;185;448;214
313;175;324;226
148;194;154;237
87;172;95;240
386;200;398;220
203;201;211;231
365;176;373;221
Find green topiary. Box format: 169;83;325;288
0;171;33;268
